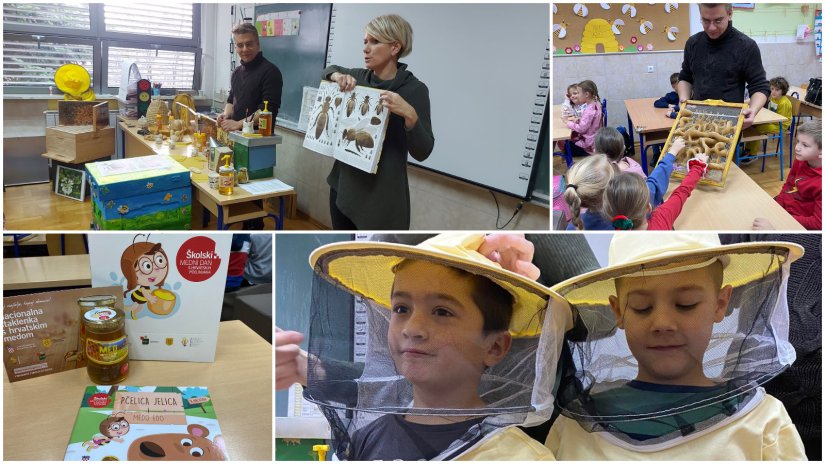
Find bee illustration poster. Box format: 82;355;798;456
64;386;229;461
2;286;122;382
88;234;231;362
302;80;390;174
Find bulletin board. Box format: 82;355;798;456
553;3;689;55
730;3;818;39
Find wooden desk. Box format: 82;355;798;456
625;98;789;173
789;86;821;118
192;180;295;230
552;105;574;166
118;119;199;158
3;254;91;290
666;163;804;230
3;320;272;461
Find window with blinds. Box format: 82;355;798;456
3;3;200;93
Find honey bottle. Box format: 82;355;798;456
218;154;234;195
259;100;273;136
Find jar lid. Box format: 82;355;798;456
83;307;125;332
78;295;117;307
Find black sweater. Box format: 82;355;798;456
678;25;769;103
227;52;283;121
323;63;435;230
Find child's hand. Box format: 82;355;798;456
670;137;686;155
688;153;708;173
693;152;709;164
752;217;776;230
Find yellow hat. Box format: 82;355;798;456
551;233;804;306
54;63;91;97
310;233;566;337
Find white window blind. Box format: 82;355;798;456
108;47;195;90
104;3;194;39
3;3;91;30
3;39;94;88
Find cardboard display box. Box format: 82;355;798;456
89;234;231;362
86;156;192;230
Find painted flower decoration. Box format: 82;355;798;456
646;43;654;51
565;47;573;54
630;36;638;44
637;45;644;51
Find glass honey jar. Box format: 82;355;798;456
80;297;129;384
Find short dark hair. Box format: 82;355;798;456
232;22;259;41
670;73;680;85
392;259;514;333
699;3;733;14
769;77;789;95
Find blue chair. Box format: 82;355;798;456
601;98;608;127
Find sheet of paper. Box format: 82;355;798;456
94;155;175;176
241;178;294;195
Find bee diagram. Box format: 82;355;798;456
303;80;389;174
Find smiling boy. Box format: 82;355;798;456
548;233;807;460
306;233;564;460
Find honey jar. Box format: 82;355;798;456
80;298;129;384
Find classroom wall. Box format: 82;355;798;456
273;131;549;230
554;41;821;129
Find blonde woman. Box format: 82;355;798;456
323;14;435;230
563;154;616;230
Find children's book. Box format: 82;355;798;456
64;386;229;461
302;80;390;174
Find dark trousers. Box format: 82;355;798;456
329;189;358;230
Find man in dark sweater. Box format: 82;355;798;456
677;3;769;128
217;23;283;132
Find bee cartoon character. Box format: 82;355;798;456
121;236;170;319
83;414;130;452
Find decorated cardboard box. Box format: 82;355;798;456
64;386;228;461
88;234;231;362
86;156;192;230
2;287;123;382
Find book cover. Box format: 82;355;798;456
302;80;390;174
3;286;123;382
64;386;229;461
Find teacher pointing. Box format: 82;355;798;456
677;3;769;128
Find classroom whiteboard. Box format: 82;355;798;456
327;4;550;198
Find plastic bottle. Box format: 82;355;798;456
218;155;234;196
259;100;273;136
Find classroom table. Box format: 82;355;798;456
552;105;573;167
665;162;804;230
3;320;272;461
789;86;821;118
192;179;295;230
3;254;91;291
117;119;293;230
624;98;789;174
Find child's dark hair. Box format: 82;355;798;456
769;77;789;95
392;260;514;332
670;73;680;85
796;118;822;149
577;80;600;102
594;127;626;162
602;172;650;230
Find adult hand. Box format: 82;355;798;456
379;91;419;128
216;114;226;126
741;108;757;129
276;327;308;390
752;217;776;230
219;118;243;132
332;72;356;92
478;234;540;282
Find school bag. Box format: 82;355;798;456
805;78;821;106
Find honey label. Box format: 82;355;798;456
218;175;233;188
86;336;128;365
84;308;117;322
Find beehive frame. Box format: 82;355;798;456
657;99;747;188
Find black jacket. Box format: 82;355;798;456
228;52;283;121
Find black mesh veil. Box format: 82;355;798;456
552;246;798;449
303;244;566;460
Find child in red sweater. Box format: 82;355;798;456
602;153;708;230
753;119;822;230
